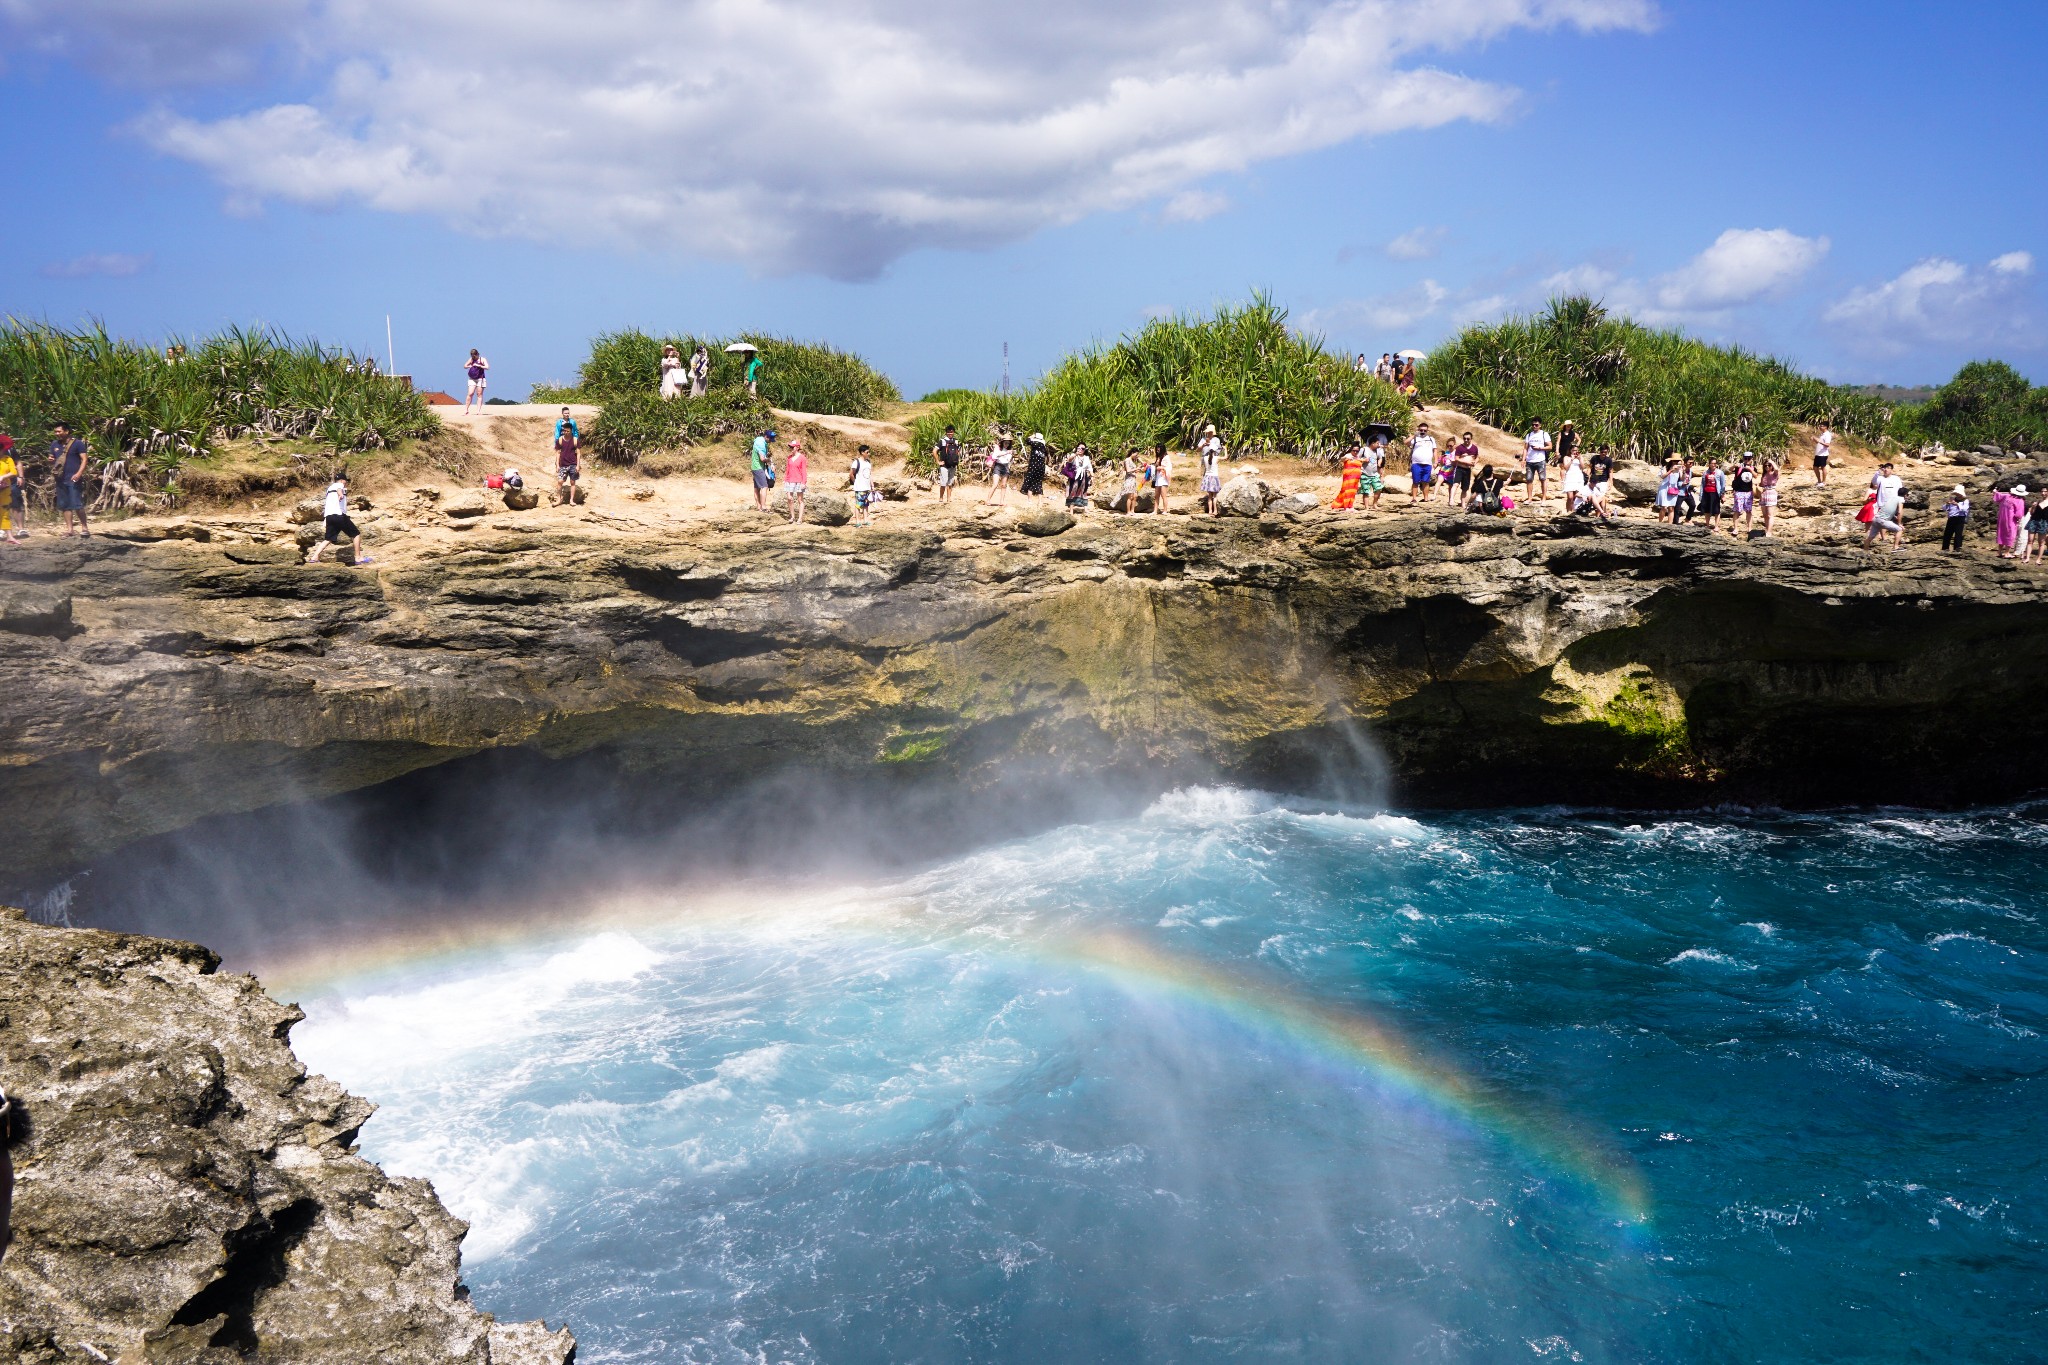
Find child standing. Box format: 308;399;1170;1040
785;438;809;525
1941;484;1970;552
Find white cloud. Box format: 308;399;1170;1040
40;251;152;279
1384;225;1449;261
1304;279;1450;335
1537;229;1827;325
1824;251;2040;354
1648;228;1829;313
2;0;1656;279
1161;189;1231;224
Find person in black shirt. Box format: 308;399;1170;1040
1582;446;1616;522
934;424;962;504
1730;455;1758;537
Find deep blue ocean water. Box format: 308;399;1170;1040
289;790;2048;1363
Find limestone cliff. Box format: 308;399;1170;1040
0;909;574;1364
4;503;2047;884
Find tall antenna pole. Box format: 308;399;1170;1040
386;315;395;375
1002;341;1010;398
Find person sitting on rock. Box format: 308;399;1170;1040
1470;464;1506;515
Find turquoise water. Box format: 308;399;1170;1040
290;790;2047;1363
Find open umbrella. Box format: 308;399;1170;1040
1361;422;1397;446
724;342;759;354
1396;349;1427;361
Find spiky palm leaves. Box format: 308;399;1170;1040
559;330;899;419
907;294;1411;468
0;321;437;479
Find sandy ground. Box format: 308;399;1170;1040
73;403;2002;568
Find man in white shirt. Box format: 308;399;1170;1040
850;443;876;526
1407;424;1438;504
1863;462;1905;548
1524;421;1554;500
306;474;370;565
1813;427;1834;486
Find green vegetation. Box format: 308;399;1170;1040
581;388;768;466
1420;297;1892;460
538;329;900;418
0;322;437;487
1894;360;2048;454
908;296;1411;468
918;388;981;404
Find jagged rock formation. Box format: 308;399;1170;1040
0;909;574;1364
4;503;2048;883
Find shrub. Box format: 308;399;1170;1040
918;388;981;404
908;294;1410;469
1900;360;2048;453
582;387;769;465
1420;297;1893;460
551;329;899;418
0;321;437;482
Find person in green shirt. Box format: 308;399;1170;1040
750;427;777;512
745;353;763;396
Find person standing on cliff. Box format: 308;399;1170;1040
1150;442;1172;515
0;436;21;545
784;438;809;524
1522;420;1552;501
1759;458;1782;536
1941;484;1971;552
51;423;91;537
1813;426;1834;486
689;345;711;397
850;444;876;526
1994;483;2028;557
462;349;489;414
934;425;962;504
1197;424;1223;514
554;424;582;507
1863;462;1905;550
745;351;764;397
750;428;777;512
1406;423;1437;505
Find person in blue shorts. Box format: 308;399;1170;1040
750;428;778;512
1406;423;1437;505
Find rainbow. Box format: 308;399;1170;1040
257;893;1651;1226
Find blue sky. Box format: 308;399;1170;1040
3;1;2043;402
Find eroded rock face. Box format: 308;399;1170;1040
0;911;573;1365
4;512;2048;882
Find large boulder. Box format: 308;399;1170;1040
1216;475;1272;517
1609;463;1662;504
290;499;323;525
776;490;852;526
1014;504;1076;537
443;490;489;519
503;488;541;511
1269;492;1321;516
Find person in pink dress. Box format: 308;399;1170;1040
1994;483;2028;558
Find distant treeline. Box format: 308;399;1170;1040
0;322;437;481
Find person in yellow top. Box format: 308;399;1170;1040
0;435;21;544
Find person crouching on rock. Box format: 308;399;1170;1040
785;438;809;524
308;472;371;565
554;425;582;506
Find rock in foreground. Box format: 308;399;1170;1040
0;911;573;1365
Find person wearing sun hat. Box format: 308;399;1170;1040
1197;423;1224;514
1994;481;2027;558
1941;483;1971;553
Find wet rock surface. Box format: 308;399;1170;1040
4;507;2048;882
0;910;574;1364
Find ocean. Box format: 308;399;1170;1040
281;789;2047;1363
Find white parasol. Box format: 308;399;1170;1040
1396;349;1427;360
724;342;759;354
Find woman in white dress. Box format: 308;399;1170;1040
1559;450;1587;513
659;345;685;400
688;346;710;397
